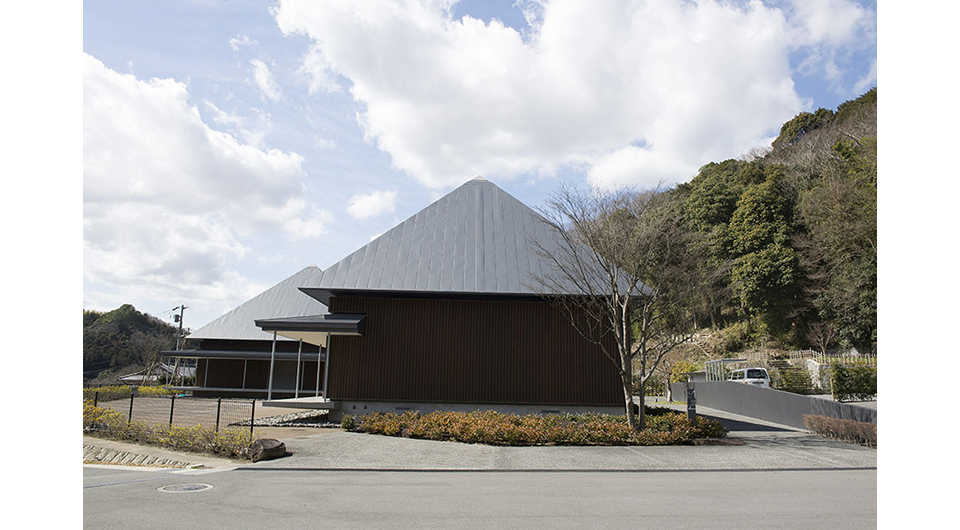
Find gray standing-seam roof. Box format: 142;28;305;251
309;176;580;300
187;265;327;341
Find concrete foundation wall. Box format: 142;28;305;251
330;400;624;423
670;381;876;430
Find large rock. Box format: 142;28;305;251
250;438;287;462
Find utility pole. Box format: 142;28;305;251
172;305;187;386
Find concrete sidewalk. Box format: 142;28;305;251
241;402;874;472
82;402;876;472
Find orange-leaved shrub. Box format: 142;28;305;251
343;409;726;446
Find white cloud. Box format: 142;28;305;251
274;0;856;190
84;53;327;310
250;58;282;102
788;0;871;47
787;0;876;95
203;100;271;148
229;34;255;51
315;135;337;149
346;189;398;219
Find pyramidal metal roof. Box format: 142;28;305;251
309;176;574;299
188;265;327;341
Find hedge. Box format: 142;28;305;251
802;414;876;447
342;408;727;446
831;363;877;402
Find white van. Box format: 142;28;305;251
727;367;770;388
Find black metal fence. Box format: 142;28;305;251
89;391;258;437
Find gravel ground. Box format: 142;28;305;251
232;409;339;428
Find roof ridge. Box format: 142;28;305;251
311;176;572;297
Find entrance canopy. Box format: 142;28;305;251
254;313;366;346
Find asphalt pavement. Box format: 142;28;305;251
82;399;877;472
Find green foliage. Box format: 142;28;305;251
728;172;793;255
796;136;877;350
710;319;762;353
772;108;835;149
344;409;727;446
83;305;180;381
341;414;357;431
830;363;877;402
772;366;814;395
670;360;700;382
669;89;876;352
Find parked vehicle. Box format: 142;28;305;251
727;367;770;388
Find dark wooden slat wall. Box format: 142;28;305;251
327;296;621;405
196;359;321;391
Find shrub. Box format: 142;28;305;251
341;414;356;431
831;363;877;402
773;366;814;394
344;409;727;446
802;414;876;447
83;402;256;459
83;385;177;402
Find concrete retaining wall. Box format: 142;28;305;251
669;382;877;430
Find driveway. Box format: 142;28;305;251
85;398;876;472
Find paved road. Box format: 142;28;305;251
83;400;877;528
83;466;876;529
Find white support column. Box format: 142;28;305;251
242;359;248;389
267;331;277;401
322;334;331;401
294;339;302;398
315;335;324;398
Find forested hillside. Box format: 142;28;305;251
674;88;877;353
83;304;180;382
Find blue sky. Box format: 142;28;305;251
81;0;878;330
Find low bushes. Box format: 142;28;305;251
83;402;256;459
830;363;877;402
802;414;876;447
772;366;815;395
83;385;178;402
341;408;727;446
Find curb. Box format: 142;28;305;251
83;444;196;468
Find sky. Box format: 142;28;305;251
80;0;879;331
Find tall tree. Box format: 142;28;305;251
726;170;803;337
532;185;711;430
796;138;877;350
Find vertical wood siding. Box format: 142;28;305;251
328;296;621;405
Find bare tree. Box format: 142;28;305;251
532;184;710;430
130;331;174;386
806;321;838;355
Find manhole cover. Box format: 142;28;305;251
158;484;213;493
